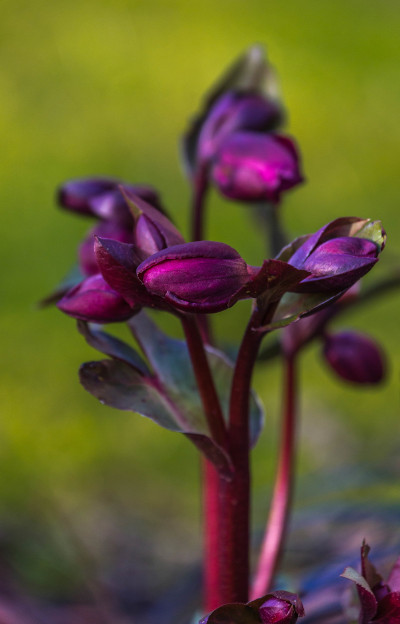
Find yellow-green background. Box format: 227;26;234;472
1;0;399;599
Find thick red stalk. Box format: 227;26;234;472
251;354;297;598
213;316;264;604
203;459;221;612
180;314;231;611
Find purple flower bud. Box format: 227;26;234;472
58;177;117;213
137;241;256;313
285;217;385;294
323;331;385;384
57;274;136;323
182;45;285;179
121;188;185;256
258;592;304;624
211;132;303;203
58;177;162;227
197;92;283;170
79;221;135;277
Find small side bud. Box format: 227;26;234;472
323;331;386;384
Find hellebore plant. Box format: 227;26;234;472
47;46;394;623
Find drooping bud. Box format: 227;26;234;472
182;45;285;180
58;177;162;227
57;274;136;323
322;331;385;384
196;92;283;171
211;132;303;203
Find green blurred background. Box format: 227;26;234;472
1;0;399;605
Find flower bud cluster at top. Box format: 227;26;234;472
182;47;303;204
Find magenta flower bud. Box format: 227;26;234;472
211;132;303;203
57;274;136;323
285;217;386;295
58;177;117;213
323;331;385;384
259;594;303;624
182;45;285;179
121;188;185;256
137;241;256;313
58;177;162;227
79;221;135;276
197;92;283;170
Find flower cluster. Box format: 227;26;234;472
56;181;384;325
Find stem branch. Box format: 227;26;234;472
251;353;298;598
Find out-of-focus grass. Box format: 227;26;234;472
1;0;399;595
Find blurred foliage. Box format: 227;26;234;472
0;0;399;600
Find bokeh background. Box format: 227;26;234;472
1;0;399;617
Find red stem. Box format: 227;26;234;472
251;353;297;598
181;315;228;449
203;459;221;612
191;173;209;242
211;315;264;605
181;315;230;612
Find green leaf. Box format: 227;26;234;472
129;313;264;447
262;290;343;331
77;320;150;375
79;356;234;478
354;219;386;252
79;359;193;432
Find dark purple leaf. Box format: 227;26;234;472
341;566;377;623
77;321;150;375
